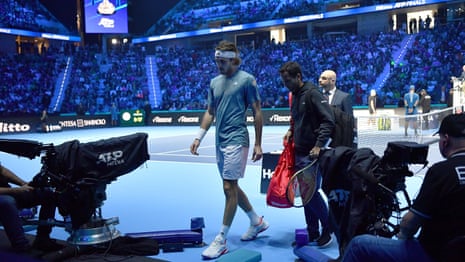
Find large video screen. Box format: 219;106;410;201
84;0;128;34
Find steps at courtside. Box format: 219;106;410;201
373;34;415;91
49;56;73;113
145;55;162;109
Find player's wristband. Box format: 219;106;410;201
195;128;207;142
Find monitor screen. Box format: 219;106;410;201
84;0;128;34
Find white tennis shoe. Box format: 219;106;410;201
241;216;270;241
201;234;228;259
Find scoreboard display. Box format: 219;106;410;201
84;0;128;34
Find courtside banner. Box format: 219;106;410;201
0;116;37;134
262;109;291;125
52;115;111;130
0;109;291;135
0;115;111;135
146;109;291;126
148;111;203;126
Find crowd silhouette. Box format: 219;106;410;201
60;44;149;115
0;0;71;34
154;28;404;110
147;0;417;35
383;21;465;106
0;7;464;116
0;51;66;116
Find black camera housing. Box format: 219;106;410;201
380;141;429;167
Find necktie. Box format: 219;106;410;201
324;91;331;103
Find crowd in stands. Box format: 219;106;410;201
383;21;465;106
276;0;321;20
0;0;69;34
60;45;149;115
1;0;418;38
149;0;281;36
1;20;464;116
154;46;214;110
0;51;65;116
249;31;400;108
147;0;420;36
154;29;400;110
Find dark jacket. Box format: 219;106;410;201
291;82;335;154
420;93;431;113
331;89;353;116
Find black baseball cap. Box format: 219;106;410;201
434;113;465;137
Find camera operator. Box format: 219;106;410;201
0;163;63;253
342;113;465;262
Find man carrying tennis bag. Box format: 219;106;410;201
279;61;335;248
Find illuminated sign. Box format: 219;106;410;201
84;0;128;34
0;27;80;42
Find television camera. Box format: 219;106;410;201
351;141;429;238
0;133;149;245
318;140;429;254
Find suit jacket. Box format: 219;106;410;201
330;89;353;116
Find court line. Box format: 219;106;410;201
150;144;216;154
146;159;217;166
148;134;283;155
150;153;216;158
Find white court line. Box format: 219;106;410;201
148;133;283;156
146;159;217;166
150;152;216;158
150;144;216;154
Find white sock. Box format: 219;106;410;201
220;225;230;238
246;210;261;225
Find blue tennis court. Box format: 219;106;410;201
0;125;441;261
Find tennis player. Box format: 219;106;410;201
190;40;268;260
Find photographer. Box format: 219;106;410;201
0;163;63;253
342;113;465;262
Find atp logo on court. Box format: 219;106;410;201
97;150;125;167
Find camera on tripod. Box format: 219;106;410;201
351;141;430;238
0;133;149;245
319;140;431;253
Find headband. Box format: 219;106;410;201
215;50;237;59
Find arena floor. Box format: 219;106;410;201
0;125;442;261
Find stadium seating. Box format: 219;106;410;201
0;18;464;115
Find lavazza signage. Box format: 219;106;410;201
0;122;31;133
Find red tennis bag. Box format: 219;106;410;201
266;140;295;208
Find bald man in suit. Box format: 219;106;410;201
319;70;353;116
